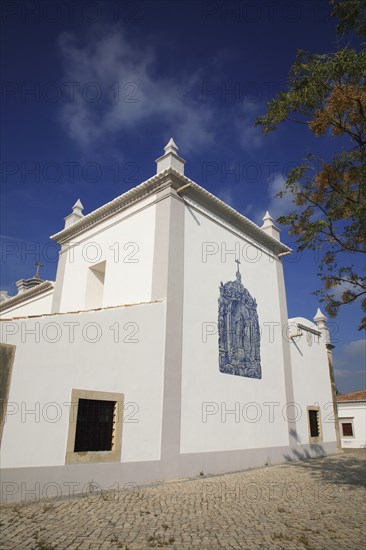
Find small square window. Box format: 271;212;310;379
66;389;123;464
341;422;354;437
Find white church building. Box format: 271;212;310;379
0;140;339;502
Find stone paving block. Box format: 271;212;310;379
1;450;365;549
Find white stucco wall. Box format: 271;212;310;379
180;203;291;454
289;317;337;446
0;302;165;468
56;197;156;313
338;402;366;448
1;288;54;318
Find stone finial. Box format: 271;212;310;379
72;199;84;214
260;210;280;240
64;198;84;229
262;211;274;225
314;307;330;344
164;137;179;153
156;138;186;175
314;307;327;324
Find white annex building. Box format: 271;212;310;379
337;390;366;449
0;140;340;502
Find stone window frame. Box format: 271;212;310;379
65;389;123;464
339;417;355;438
307;405;323;443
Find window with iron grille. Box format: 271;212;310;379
65;389;123;465
307;406;322;442
308;409;319;438
74;399;116;452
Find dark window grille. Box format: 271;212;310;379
74;399;115;452
342;422;353;437
309;409;319;438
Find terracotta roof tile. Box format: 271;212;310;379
337;389;366;402
0;300;163;321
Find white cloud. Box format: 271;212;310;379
252;172;294;225
58;26;215;154
328;279;364;300
266;173;294;220
333;338;366;395
243;203;254;216
343;339;366;359
235;101;264;152
217;187;235;207
334;368;365;378
333;339;366;384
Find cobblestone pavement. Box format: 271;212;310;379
1;450;365;550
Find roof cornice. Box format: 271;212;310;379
337;390;366;403
50;170;174;244
0;281;54;313
50;168;291;254
296;323;321;336
337;399;365;403
181;180;291;255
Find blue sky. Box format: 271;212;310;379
1;0;365;393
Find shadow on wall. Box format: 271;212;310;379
283;428;326;461
283;444;326;463
283;431;366;489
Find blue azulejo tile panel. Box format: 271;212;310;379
218;262;261;379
